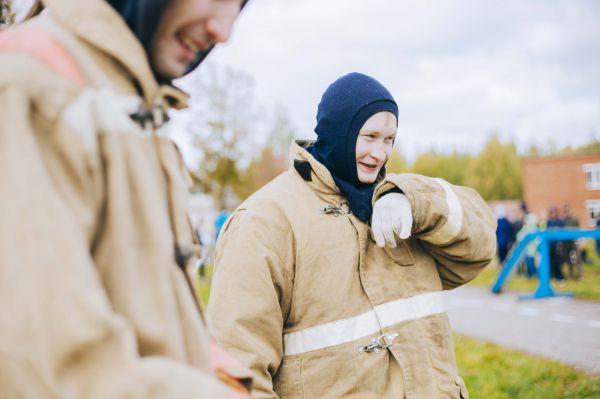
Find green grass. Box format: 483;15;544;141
455;334;600;398
469;240;600;301
197;263;213;306
198;276;211;306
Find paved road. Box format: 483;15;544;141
444;285;600;375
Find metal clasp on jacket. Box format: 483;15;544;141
130;104;169;130
321;203;350;217
358;333;399;353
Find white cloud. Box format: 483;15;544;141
176;0;600;160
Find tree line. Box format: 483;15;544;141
175;66;598;208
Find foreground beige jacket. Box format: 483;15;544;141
208;141;497;399
0;0;247;397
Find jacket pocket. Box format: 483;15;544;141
383;240;415;266
455;376;469;399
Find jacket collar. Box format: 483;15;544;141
42;0;188;109
289;140;347;204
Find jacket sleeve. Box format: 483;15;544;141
0;61;243;399
208;206;295;399
374;173;497;289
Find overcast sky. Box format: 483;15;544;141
176;0;600;160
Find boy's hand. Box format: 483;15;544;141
371;193;413;248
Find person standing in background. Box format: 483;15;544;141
563;204;582;280
516;212;539;278
496;205;515;264
547;206;566;282
595;217;600;254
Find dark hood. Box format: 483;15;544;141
106;0;248;83
309;72;398;222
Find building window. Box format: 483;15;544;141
585;200;600;226
582;163;600;190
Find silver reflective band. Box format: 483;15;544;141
421;178;463;245
283;291;445;356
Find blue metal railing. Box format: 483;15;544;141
491;228;600;299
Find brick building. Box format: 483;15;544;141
523;153;600;226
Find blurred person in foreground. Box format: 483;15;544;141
207;72;497;399
0;0;252;397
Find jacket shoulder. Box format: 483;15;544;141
0;18;85;87
0;22;84;126
1;28;84;84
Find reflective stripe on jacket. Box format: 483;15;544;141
208;141;496;399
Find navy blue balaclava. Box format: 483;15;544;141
309;72;398;222
106;0;248;82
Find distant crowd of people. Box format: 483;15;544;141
495;202;584;282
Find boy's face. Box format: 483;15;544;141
355;112;397;184
150;0;242;80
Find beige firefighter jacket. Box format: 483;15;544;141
0;0;248;397
208;141;497;399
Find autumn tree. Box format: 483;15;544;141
410;152;439;179
525;144;542;157
408;151;471;185
234;106;294;200
234;147;286;200
178;64;263;209
463;135;522;200
574;138;600;154
0;0;15;29
385;149;408;174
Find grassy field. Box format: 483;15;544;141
469;240;600;301
198;271;212;306
455;334;600;398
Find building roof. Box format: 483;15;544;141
524;152;600;164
